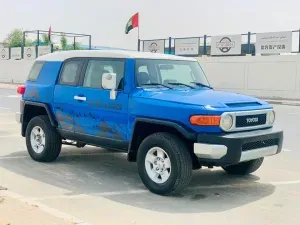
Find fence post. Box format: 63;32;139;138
203;35;207;55
247;32;251;54
89;35;92;50
73;37;76;50
138;39;141;51
22;31;26;59
298;29;300;53
37;30;40;46
168;37;172;54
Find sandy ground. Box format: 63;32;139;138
0;193;74;225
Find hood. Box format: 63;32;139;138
135;88;268;108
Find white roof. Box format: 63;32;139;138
36;50;197;62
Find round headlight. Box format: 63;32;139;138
268;110;275;124
220;114;233;131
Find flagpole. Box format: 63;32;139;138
137;14;140;51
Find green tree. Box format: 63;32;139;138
41;34;51;46
3;29;23;47
60;33;68;50
66;42;84;50
2;29;35;47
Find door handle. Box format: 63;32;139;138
74;96;87;101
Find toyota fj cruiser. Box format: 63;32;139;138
16;50;283;195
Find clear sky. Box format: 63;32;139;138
0;0;299;50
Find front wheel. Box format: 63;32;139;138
26;115;62;162
222;158;264;175
137;132;193;195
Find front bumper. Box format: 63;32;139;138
194;127;283;166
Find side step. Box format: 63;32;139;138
62;140;86;148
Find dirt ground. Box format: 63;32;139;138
0;194;74;225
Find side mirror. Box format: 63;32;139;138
102;73;117;100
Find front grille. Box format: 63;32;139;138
236;114;266;128
242;138;278;151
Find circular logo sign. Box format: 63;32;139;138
1;48;6;59
216;37;235;53
26;48;32;57
148;42;160;53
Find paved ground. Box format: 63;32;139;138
0;87;300;225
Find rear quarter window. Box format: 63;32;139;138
27;61;45;81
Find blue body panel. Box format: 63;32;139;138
23;61;62;116
22;58;274;144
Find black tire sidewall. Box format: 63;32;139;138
137;134;183;194
25;116;53;161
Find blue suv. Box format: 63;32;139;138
16;50;283;195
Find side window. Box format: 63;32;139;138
27;61;45;81
59;60;83;86
83;59;125;90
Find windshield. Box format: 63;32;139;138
135;59;210;88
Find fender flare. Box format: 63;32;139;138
22;101;57;136
128;117;197;153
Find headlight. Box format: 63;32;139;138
220;114;233;131
268;110;275;125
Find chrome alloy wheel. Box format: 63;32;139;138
145;147;171;184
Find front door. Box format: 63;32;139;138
53;59;84;133
73;58;129;150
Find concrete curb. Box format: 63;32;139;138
265;100;300;106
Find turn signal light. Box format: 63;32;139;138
190;115;221;126
17;85;26;95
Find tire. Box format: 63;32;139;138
222;158;264;175
137;132;193;195
25;115;62;162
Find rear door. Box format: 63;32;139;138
53;59;84;133
72;58;129;149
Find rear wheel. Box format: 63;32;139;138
137;132;192;195
222;158;264;175
26;115;62;162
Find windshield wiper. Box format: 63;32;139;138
190;82;213;89
141;83;173;89
167;82;195;89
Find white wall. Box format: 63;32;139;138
1;55;300;100
197;55;300;100
0;60;34;83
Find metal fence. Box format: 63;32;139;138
139;29;300;56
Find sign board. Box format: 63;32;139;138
211;35;242;55
0;48;9;60
175;38;199;55
38;46;51;57
143;40;165;54
11;47;22;60
23;46;36;60
256;31;292;54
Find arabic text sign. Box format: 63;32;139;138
11;47;22;60
38;46;51;57
0;48;9;60
175;38;199;55
143;40;165;54
256;31;292;54
211;35;242;55
24;46;36;60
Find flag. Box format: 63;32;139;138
48;25;51;42
125;13;139;34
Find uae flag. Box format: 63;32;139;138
125;13;139;34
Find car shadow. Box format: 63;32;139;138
0;146;276;213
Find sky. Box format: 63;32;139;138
0;0;299;50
